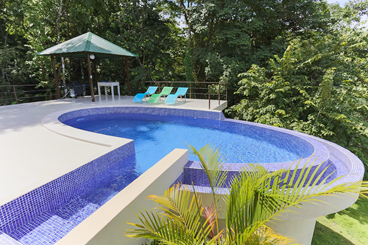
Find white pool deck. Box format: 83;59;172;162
0;96;227;206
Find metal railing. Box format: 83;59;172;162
139;81;228;109
0;84;57;106
1;81;228;110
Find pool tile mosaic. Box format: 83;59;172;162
58;107;225;123
0;154;138;245
0;141;135;239
182;158;337;194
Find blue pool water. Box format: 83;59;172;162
63;113;313;173
0;109;315;244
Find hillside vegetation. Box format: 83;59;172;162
2;1;368;175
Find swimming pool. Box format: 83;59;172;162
61;112;315;173
1;106;362;245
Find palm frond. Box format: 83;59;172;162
226;157;368;243
127;145;368;245
188;144;228;190
188;144;228;236
126;184;215;244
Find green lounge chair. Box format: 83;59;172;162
165;87;188;104
132;86;158;103
147;86;173;104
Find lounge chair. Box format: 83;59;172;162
165;87;188;104
132;86;158;103
147;87;173;104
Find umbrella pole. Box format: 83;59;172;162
93;59;98;85
51;55;60;99
87;53;95;102
125;57;130;95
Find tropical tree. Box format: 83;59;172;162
226;17;368;178
126;145;368;244
166;0;332;105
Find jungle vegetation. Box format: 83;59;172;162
2;0;368;175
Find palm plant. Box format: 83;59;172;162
126;145;368;244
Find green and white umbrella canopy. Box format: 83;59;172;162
37;32;138;58
37;32;137;101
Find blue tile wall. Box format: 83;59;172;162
58;107;225;122
182;159;337;193
0;141;135;235
1;154;138;245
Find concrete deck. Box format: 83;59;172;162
0;96;227;206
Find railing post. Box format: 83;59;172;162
51;55;61;99
218;82;220;105
226;83;228;101
208;86;211;110
190;82;191;99
13;85;18;104
125;57;130;95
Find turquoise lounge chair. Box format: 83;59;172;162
165;87;188;104
132;86;158;103
147;86;173;104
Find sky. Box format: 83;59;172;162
327;0;350;6
177;0;367;29
327;0;368;29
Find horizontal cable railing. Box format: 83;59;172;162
0;84;57;106
1;81;227;110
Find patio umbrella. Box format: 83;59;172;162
37;32;138;101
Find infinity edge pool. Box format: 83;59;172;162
0;106;364;245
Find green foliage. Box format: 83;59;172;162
227;21;368;178
2;0;359;106
127;145;368;244
2;0;368;178
312;198;368;245
170;0;332;105
1;0;185;98
0;0;34;87
184;49;193;81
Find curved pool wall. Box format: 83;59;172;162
0;106;365;245
61;112;315;166
55;106;364;197
59;107;322;163
58;107;336;187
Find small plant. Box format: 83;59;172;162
126;145;368;244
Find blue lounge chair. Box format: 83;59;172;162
132;86;158;103
165;87;188;104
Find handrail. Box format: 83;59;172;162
0;84;43;87
0;84;57;106
1;81;228;109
